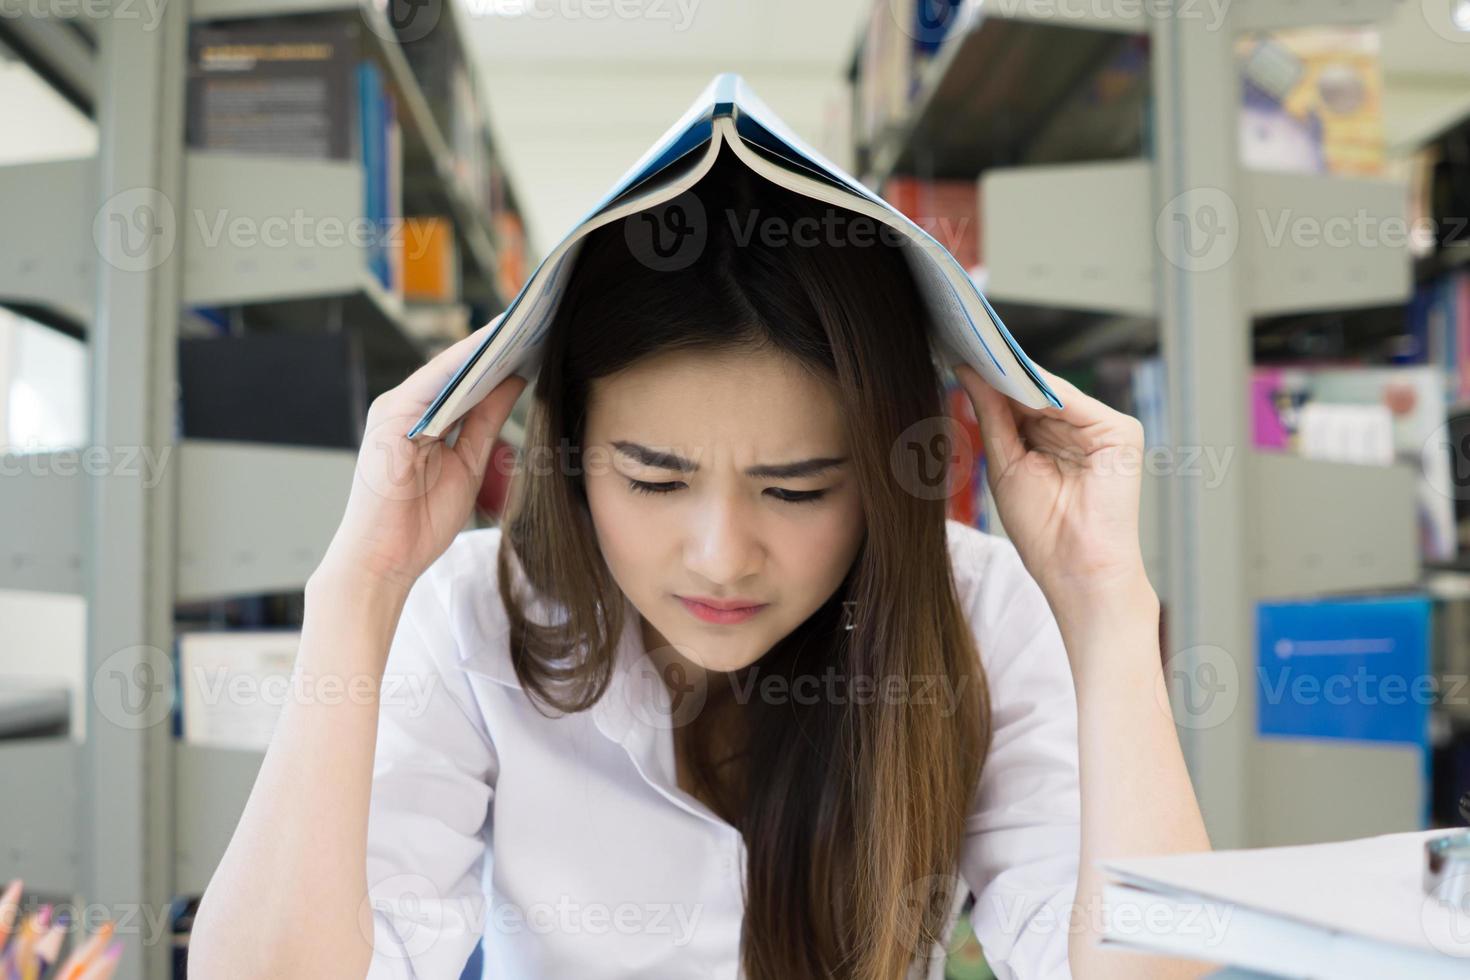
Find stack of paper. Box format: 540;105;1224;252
1100;829;1470;978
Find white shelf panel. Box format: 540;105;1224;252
1247;453;1421;600
0;455;85;595
1143;453;1421;604
0;441;356;601
0;740;81;894
183;152;375;307
982;161;1412;318
983;161;1157;316
177;439;356;602
1244;169;1413;316
174;741;264;896
0;158;95;326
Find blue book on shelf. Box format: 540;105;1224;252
1256;594;1431;747
357;61;387;291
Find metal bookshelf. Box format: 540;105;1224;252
0;2;527;976
854;0;1421;851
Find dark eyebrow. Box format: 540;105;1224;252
611;440;848;479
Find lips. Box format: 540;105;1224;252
678;596;768;624
680;595;765;611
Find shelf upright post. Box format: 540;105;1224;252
86;0;189;974
1150;2;1255;849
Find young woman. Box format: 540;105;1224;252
189;152;1212;979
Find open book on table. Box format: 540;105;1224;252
1099;828;1470;979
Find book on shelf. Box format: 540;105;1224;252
178;332;368;450
1236;25;1386;177
401;216;460;304
1251;364;1457;562
407;72;1061;442
186;20;403;296
178;630;301;752
882;176;981;270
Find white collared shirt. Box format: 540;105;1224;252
364;518;1081;979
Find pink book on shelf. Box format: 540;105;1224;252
1251;367;1291;450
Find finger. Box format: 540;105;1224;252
1025;363;1117;429
0;878;21;950
954;363;1025;475
396;311;509;407
452;372;527;475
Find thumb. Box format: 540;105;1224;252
955;364;1024;476
451;373;528;478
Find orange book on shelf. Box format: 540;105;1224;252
495;212;527;297
400;216;458;303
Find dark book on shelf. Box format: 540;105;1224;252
178;332;367;450
186;20;361;160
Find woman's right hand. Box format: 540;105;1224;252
315;314;528;597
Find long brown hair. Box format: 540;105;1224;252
496;148;992;978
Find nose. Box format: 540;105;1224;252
684;492;763;589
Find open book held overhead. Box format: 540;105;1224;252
408;72;1062;442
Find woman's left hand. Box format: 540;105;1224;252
954;362;1153;609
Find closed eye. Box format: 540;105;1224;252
625;479;827;505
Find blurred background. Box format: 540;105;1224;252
2;0;1470;976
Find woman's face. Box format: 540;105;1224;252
583;345;866;675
